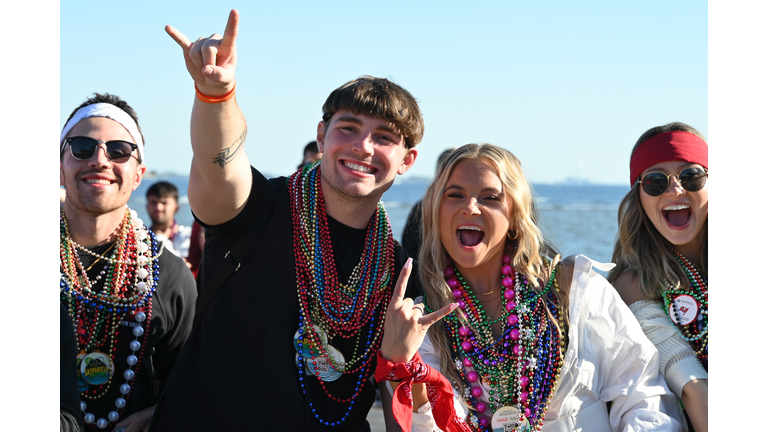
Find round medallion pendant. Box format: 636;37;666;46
80;351;114;386
306;345;345;382
668;294;698;326
294;325;328;352
76;352;90;392
492;406;530;432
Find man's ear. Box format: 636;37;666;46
132;163;147;191
316;122;326;152
397;147;418;175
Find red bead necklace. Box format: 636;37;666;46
288;164;395;426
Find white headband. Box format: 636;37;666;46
60;103;145;163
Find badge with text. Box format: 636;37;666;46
306;345;345;382
80;351;114;386
492;406;530;432
76;352;90;392
294;325;328;352
668;294;698;326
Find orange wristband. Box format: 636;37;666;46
195;82;236;104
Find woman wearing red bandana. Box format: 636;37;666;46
609;122;708;432
378;144;682;432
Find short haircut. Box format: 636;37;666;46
64;93;145;145
321;76;424;149
146;181;179;202
304;141;319;154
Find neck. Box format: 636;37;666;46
672;229;706;268
456;261;504;300
320;178;381;230
62;203;127;247
152;220;176;237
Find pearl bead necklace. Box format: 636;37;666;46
81;311;147;429
61;208;159;429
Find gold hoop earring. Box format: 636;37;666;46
507;230;518;240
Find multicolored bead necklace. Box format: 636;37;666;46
60;207;161;429
661;250;708;370
288;163;394;426
438;242;565;431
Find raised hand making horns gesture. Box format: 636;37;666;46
166;9;239;97
381;258;458;364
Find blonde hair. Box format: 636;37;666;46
418;143;565;392
608;122;708;299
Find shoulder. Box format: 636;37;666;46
156;250;197;298
612;269;645;306
177;224;193;236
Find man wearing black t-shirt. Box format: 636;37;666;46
152;10;426;431
59;94;197;431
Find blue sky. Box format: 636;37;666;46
60;0;707;185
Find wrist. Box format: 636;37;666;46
195;82;236;103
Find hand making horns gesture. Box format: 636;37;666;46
381;258;458;364
165;9;239;96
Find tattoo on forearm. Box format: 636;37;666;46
212;128;247;168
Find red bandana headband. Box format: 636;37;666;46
629;131;708;185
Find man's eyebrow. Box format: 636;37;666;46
334;116;364;125
374;123;400;136
334;115;401;137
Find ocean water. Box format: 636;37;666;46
129;176;629;266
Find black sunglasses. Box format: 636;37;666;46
61;136;140;163
637;167;708;197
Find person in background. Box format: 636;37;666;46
59;93;197;431
146;181;193;259
298;140;323;169
608;122;708;432
185;220;205;279
378;143;682;431
401;147;455;259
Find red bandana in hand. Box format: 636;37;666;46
375;351;470;432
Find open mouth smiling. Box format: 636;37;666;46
663;204;691;227
457;225;485;247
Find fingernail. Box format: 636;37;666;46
449;303;458;311
404;258;412;270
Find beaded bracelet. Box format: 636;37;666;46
195;82;236;103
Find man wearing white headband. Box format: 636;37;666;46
59;93;197;432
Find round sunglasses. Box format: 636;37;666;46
61;136;140;163
637;166;708;196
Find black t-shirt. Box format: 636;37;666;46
61;303;84;432
151;167;422;431
401;199;423;260
60;239;197;431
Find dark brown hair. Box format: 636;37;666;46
321;76;424;148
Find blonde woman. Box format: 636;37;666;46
379;144;681;432
608;123;708;432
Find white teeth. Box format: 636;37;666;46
86;179;111;185
458;226;483;232
663;205;690;211
344;162;374;174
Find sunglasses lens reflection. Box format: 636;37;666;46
68;137;134;162
679;168;707;192
641;173;668;196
